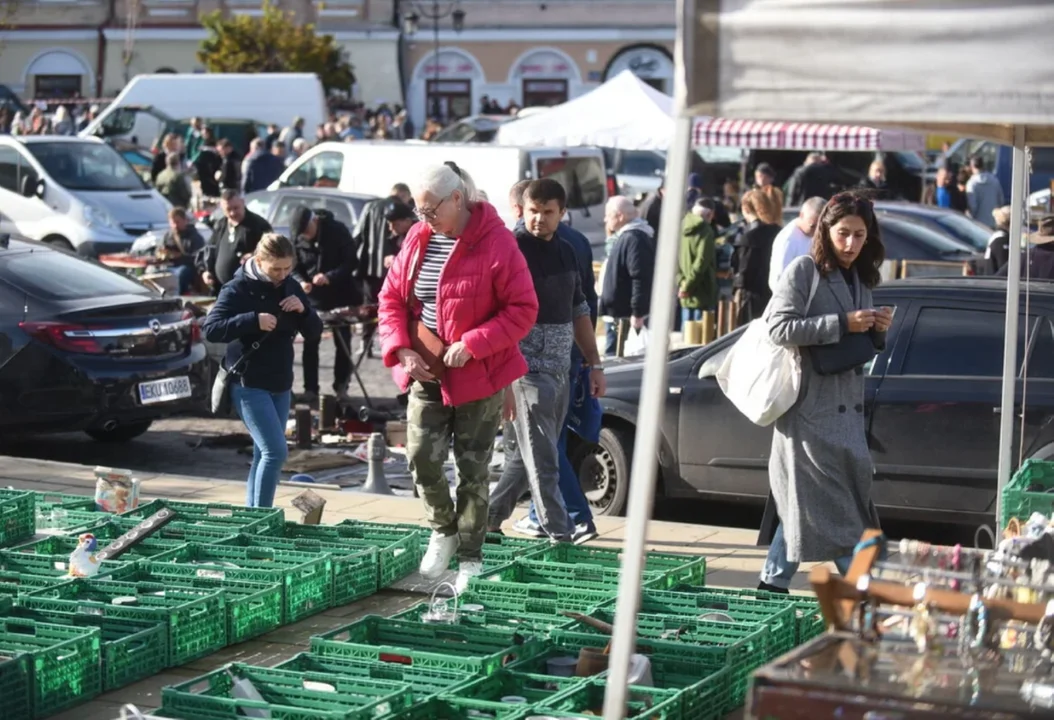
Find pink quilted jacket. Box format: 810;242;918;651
378;201;538;407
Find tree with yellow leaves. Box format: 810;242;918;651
198;1;355;96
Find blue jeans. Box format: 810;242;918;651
527;371;595;530
760;524;852;590
173;264;196;295
231;384;291;508
682;307;703;326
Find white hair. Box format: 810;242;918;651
802;197;826;216
292;138;309;153
414;163;481;203
606;195;637;218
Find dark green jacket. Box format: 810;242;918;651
677;214;717;310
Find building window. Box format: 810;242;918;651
426;80;471;124
522;79;568;108
34;75;82;99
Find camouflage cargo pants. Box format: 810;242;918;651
406;381;504;561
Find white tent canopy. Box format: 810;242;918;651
495;69;674;150
604;1;1054;715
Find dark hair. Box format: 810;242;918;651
385;201;416;223
168;207;188;221
220;188;241;202
811;192;885;289
970;155;986;171
957;168;971;186
523;178;567;210
391;183;411;197
509;179;531;208
696;197;715;212
755;162;775;178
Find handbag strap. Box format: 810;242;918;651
805;262;821;314
228;331;271;375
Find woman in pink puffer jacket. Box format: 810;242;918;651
377;161;537;592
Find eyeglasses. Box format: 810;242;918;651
415;197;446;221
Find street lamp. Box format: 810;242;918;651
402;0;466;121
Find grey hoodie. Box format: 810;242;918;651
966;171;1005;229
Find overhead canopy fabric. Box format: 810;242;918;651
688;0;1054;146
495;69;674;150
692;118;925;151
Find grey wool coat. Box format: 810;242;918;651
764;255;884;563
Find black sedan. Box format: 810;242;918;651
0;235;209;441
872;202;993;255
573;278;1054;530
208;187;377;236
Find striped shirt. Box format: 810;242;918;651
414;233;457;333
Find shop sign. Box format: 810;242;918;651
607;47;673;81
515;52;573;77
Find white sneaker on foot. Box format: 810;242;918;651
455;561;483;594
511;515;546;538
420;531;459;579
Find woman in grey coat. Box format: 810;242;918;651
758;193;893;593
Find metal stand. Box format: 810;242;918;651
362;432;394;495
329;320;377;409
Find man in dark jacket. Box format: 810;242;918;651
289;206;359;401
787;152;843;206
193;129;223;198
383;201;416;270
600;195;656;356
353;183;414;302
217;139;241;192
243;138;287;194
158;207;205;295
200;189;273;291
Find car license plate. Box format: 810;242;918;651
138;376;192;405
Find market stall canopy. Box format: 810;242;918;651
692;118;925;151
687;0;1054;146
495;69;674;150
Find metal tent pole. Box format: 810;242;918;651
602;113;693;718
996;124;1028;529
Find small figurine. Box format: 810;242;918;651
68;533;101;577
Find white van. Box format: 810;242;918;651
80;73;326;148
271;141;609;246
0;136;170;257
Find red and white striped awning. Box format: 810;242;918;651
692;118;925;152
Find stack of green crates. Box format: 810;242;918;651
0;616;102;719
275;651;466;702
21;578;228;666
145;543;334;622
439;668;582;712
528;545;708;589
119;499;285;536
663;584;825;646
0;489;36;549
9;527;188;563
393;588;580;633
32;492;99;532
297;522;424;588
0;551;139;582
1000;458;1054;530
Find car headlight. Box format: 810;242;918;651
83;204;118;230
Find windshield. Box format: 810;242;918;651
893;151;925;172
536;155;605;209
1;249;150;300
934;213;991;252
885;218;974;255
26;142;147;191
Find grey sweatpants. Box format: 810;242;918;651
488;371;572;540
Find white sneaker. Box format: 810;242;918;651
455;561;483;594
420;531;459;579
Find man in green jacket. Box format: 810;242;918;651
678;198;718;326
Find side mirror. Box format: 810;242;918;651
20;175;42;199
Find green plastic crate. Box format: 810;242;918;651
274;651;466;701
0;616;102;719
529;545;707;589
1001;459;1054;529
6;606;167;692
666;584;824;646
161;663;414;720
393;592;575;634
451;581;614;616
121;499;285;536
441;533;550;572
320;522;424;587
73;516;243;544
146;543;333;622
537;678;683;720
311;615;543;675
22;578;227;666
551;627;765;708
384;697;531;720
441;669;582;709
594;590;799;656
0;550;138;581
474;558;651;593
0;489;35;549
110;568;284;646
33;492;98;531
218;534;379;607
0;570;67;597
9;532;186;563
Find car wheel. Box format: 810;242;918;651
42;235;75;252
572;426;632;516
85;420;153;443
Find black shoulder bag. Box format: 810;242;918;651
211;333;270;416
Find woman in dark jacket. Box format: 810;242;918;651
733;189;782;325
202;233;323;507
